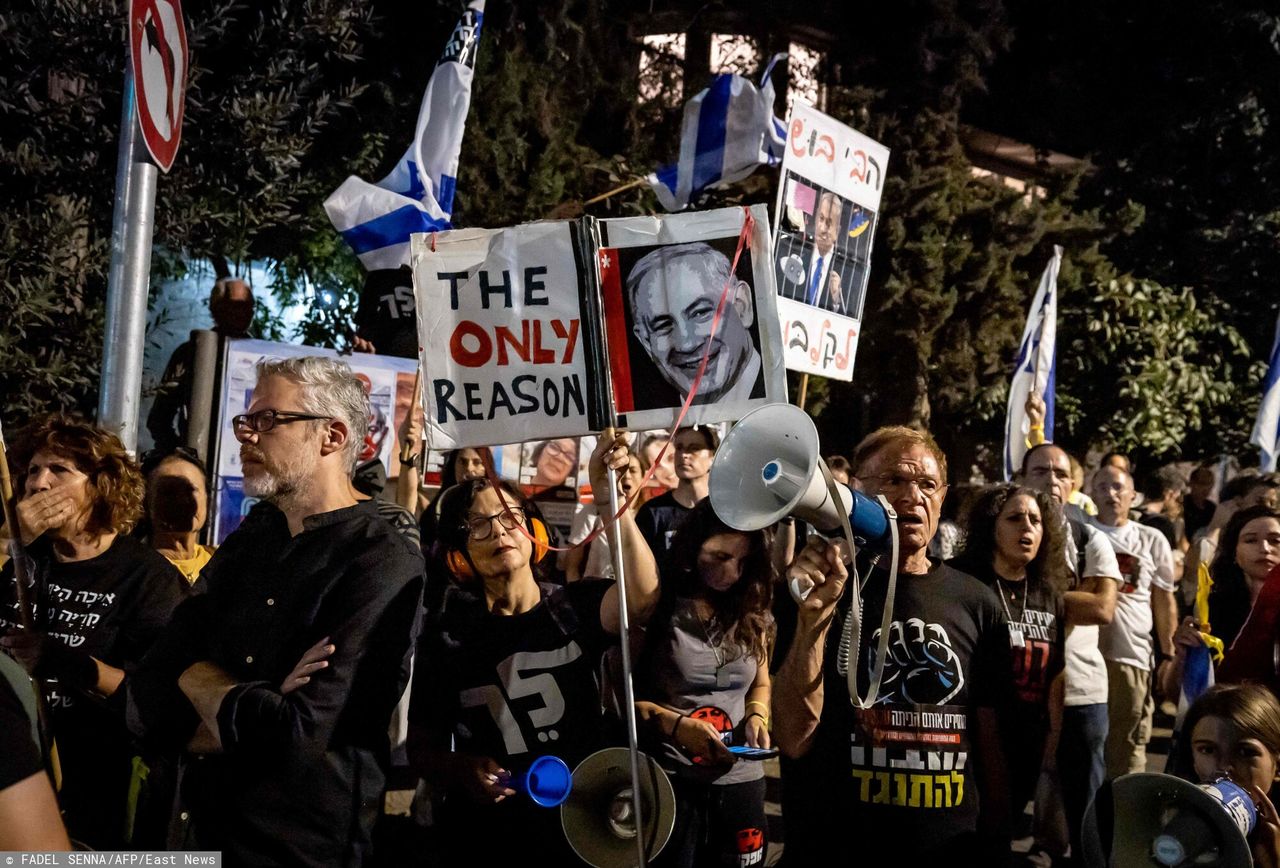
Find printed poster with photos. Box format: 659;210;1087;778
772;101;890;381
209;338;417;544
409;205;786;447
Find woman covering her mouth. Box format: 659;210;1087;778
949;483;1070;817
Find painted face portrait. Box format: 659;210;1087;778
628;243;758;404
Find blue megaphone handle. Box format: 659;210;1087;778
847;487;892;549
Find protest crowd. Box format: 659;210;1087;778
6;5;1280;868
6;363;1280;867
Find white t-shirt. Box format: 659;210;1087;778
561;504;614;580
1063;510;1123;707
1089;518;1176;670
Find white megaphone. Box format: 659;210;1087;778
1082;773;1256;867
561;748;677;868
709;403;895;602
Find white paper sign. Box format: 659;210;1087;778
771;102;890;381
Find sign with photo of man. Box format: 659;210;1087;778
772;102;890;381
597;205;786;431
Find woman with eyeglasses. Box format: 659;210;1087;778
529;437;579;490
407;433;659;865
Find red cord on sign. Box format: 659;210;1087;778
487;206;756;554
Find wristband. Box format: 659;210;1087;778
745;700;771;728
399;453;420;466
1029;424;1044;431
671;713;687;739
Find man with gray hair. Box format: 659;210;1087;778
627;241;764;406
129;356;424;867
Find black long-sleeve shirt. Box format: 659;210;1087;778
128;500;424;867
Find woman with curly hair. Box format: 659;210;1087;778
951;483;1069;814
0;415;188;849
632;499;775;868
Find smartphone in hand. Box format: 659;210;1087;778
728;745;780;760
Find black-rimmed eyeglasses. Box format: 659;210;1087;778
465;508;528;541
232;409;329;436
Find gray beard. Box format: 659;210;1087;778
243;463;313;508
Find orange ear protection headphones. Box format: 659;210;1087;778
440;484;551;581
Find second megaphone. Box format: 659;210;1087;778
708;403;892;546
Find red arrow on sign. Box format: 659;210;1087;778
129;0;188;173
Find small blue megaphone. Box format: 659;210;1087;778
512;755;573;808
709;403;892;545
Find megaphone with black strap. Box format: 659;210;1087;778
1082;773;1256;867
708;403;895;602
709;403;902;710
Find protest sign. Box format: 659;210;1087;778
208;338;417;543
771;102;890;381
597;204;786;431
411;221;598;450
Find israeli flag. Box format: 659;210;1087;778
324;1;484;270
1003;246;1063;481
647;54;787;212
1251;311;1280;471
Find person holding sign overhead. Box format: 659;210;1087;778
407;432;659;866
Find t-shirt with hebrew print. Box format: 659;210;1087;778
0;535;188;849
796;558;1011;861
411;579;615;865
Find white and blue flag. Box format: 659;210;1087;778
324;1;484;270
1251;311;1280;471
1003;246;1063;481
647;54;787;212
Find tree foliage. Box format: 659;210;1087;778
3;0;1274;471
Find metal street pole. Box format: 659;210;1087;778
99;64;157;453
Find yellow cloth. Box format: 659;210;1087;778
1195;558;1225;662
1068;490;1099;516
165;544;215;585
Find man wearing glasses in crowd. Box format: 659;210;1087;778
129;356;424;868
773;426;1013;863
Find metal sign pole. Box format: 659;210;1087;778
99;64;158;453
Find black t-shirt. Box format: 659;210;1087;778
635;491;695;575
1184;498;1217;542
1140;512;1179;548
0;535;188;848
959;560;1066;805
791;558;1011;861
412;579;615;864
355;266;418;359
0;654;41;791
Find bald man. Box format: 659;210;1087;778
1089;465;1177;779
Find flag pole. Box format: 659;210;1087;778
796;373;809;411
583;177;646;207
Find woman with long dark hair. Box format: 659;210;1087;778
633;499;775;868
951;483;1069;814
1207;505;1280;649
